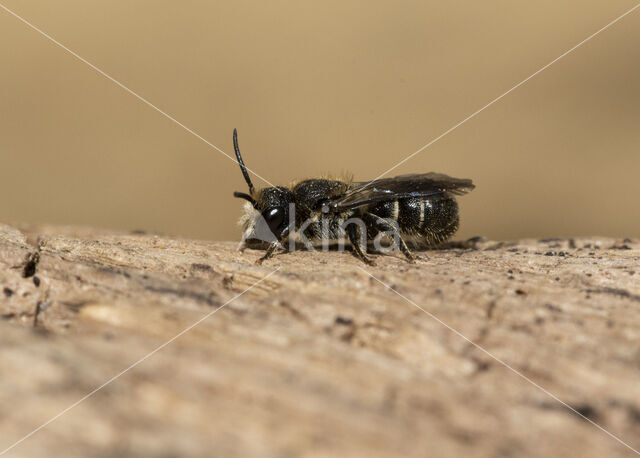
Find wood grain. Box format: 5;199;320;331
1;223;639;457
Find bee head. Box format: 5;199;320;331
232;129;294;248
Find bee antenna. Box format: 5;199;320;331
233;128;255;195
233;191;257;206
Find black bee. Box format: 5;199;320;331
232;129;474;265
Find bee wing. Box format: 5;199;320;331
326;173;474;212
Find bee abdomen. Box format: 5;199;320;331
369;196;459;245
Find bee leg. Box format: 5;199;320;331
255;242;279;264
396;237;416;263
365;213;415;263
255;229;290;264
346;225;375;266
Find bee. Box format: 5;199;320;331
232;129;474;265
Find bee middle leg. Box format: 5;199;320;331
364;213;415;263
346;224;375;266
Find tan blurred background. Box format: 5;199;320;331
1;0;639;242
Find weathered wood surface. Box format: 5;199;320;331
1;223;639;457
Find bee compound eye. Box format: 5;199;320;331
263;207;286;234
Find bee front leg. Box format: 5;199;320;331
255;242;279;264
255;228;290;265
346;224;375;266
